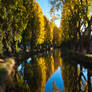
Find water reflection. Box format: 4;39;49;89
17;49;92;92
18;49;62;92
45;67;64;92
61;60;92;92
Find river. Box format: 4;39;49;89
16;49;92;92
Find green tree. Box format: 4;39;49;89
50;0;92;52
44;16;54;45
53;25;62;47
0;0;28;54
22;0;45;49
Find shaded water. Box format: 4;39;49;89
17;49;92;92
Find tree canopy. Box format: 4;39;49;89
50;0;92;52
0;0;61;55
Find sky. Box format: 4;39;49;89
36;0;61;27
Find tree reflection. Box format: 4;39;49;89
24;57;46;92
61;60;92;92
8;49;92;92
17;49;62;92
52;81;61;92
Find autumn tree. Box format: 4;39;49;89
50;0;92;52
53;25;62;47
22;0;45;50
44;16;54;46
0;0;28;54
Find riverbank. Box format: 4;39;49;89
61;48;92;68
0;58;15;92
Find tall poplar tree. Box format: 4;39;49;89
22;0;45;49
0;0;28;54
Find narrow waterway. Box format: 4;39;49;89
17;49;92;92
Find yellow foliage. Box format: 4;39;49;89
37;57;47;92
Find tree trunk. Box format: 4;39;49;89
74;26;78;51
88;69;91;92
86;17;92;53
78;21;82;52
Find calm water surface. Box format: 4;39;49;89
18;49;92;92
